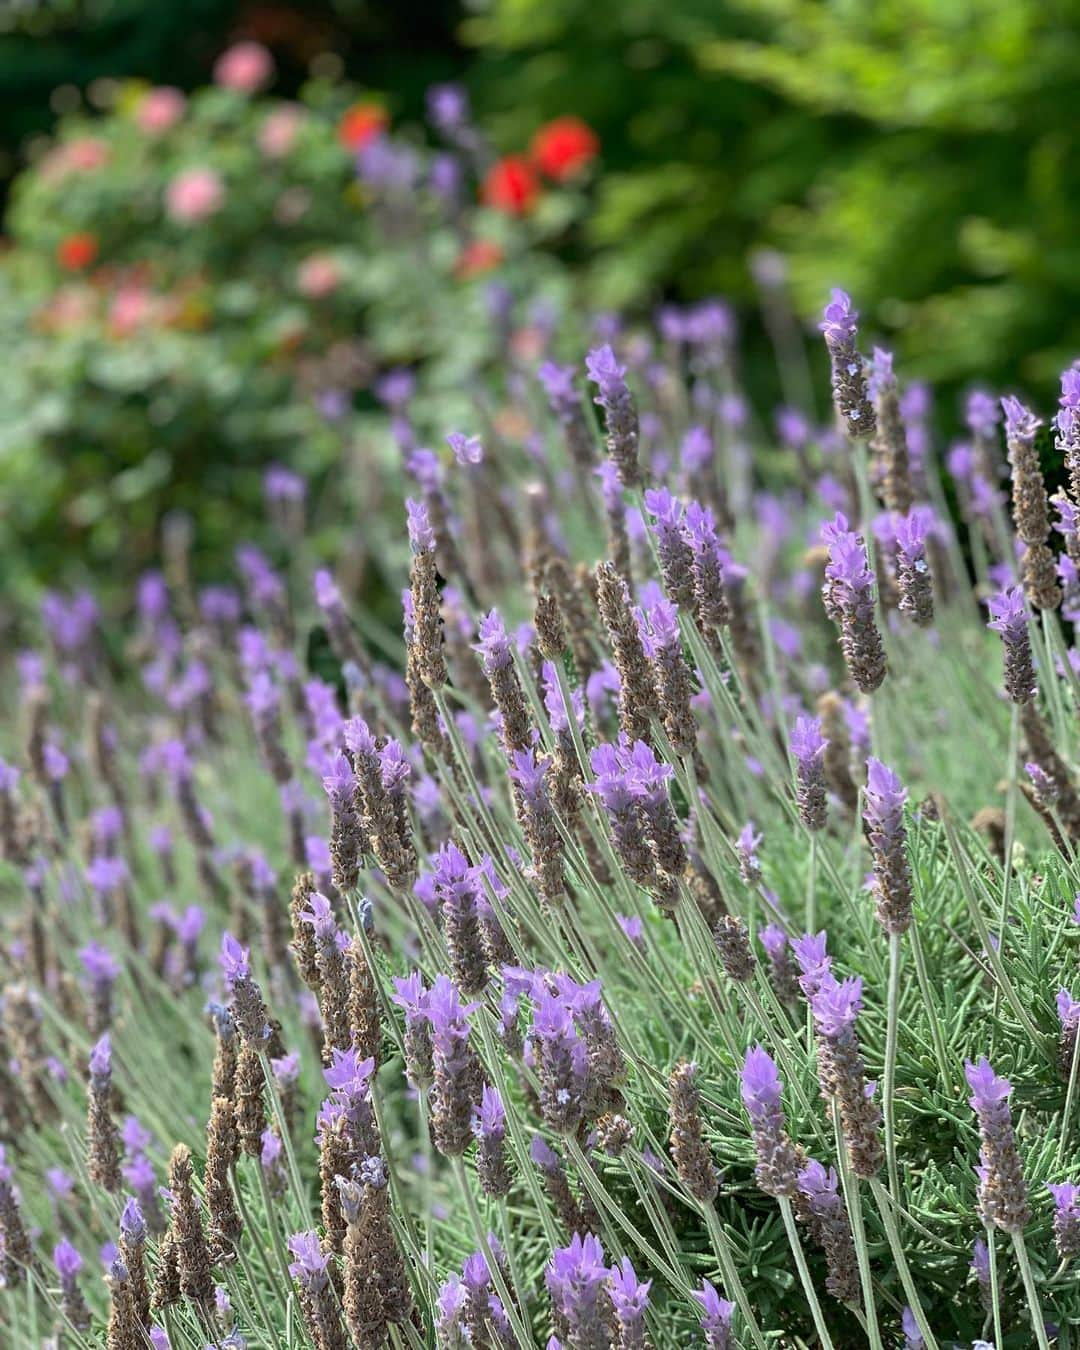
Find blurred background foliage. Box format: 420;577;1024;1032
467;0;1080;392
1;0;1080;603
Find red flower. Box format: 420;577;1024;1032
455;239;504;279
481;156;540;215
57;233;99;271
531;116;599;181
338;102;388;152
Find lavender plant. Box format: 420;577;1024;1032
5;288;1080;1350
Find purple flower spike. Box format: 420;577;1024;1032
287;1230;329;1291
901;1305;924;1349
586;344;640;488
967;391;1000;439
54;1237;83;1282
1001;395;1042;444
509;748;549;804
406;497;436;554
965;1056;1030;1232
791;715;827;831
585;345;626;399
546;1234;610;1350
446;431;484;466
986;585;1035;704
1048;1181;1080;1259
89;1033;112;1082
819;289;858;345
863;757;913;934
474;610;512;674
740;1044;801;1197
607;1256;651;1339
219;932;250;987
693;1278;735;1350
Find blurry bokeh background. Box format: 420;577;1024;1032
1;0;1078;612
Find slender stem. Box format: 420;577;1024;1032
868;1179;938;1350
805;832;818;933
832;1103;883;1350
995;702;1021;945
778;1197;837;1350
701;1205;770;1350
909;920;951;1088
1012;1230;1052;1350
452;1155;536;1347
987;1229;1004;1350
940;813;1046;1050
883;932;902;1203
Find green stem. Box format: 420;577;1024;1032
832;1104;883;1350
909;920;951;1089
868;1179;939;1350
778;1197;837;1350
883;932;902;1203
701;1205;770;1350
451;1156;536;1347
987;1229;1004;1350
1012;1230;1052;1350
995;702;1021;947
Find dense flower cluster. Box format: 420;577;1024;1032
3;277;1080;1350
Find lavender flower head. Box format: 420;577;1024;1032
894;507;935;626
967;391;1000;440
819;289;875;438
822;513;886;692
446;431;484;466
545;1233;610;1350
607;1256;651;1345
740;1045;800;1197
54;1236;82;1283
809;970;883;1177
986;586;1035;704
965;1057;1031;1233
863;757;913;934
89;1033;112;1085
287;1230;329;1291
693;1278;735;1350
586;344;640;489
474;609;512;675
1001;395;1042;445
406;497;436;554
1048;1181;1080;1259
790;715;827;831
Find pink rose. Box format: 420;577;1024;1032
37;136;110;185
213;41;274;94
258;105;303;158
109;286;155;337
136;87;186;134
165;167;225;223
296;254;341;299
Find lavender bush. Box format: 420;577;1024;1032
2;287;1080;1350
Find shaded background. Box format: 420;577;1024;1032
2;0;1079;602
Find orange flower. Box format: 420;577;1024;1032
56;233;99;271
338;103;388;152
481;156;540;215
455;239;504;279
531;116;599;181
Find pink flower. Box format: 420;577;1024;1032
165;167;225;223
213;41;274;94
67;137;110;172
136;87;185;134
108;286;159;338
296;254;340;299
258;105;303;158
